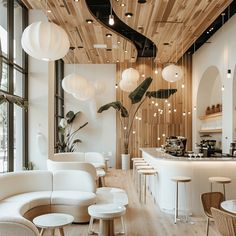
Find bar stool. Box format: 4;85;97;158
138;169;158;204
171;176;191;224
209;176;231;200
133;161;149;181
136;165;154;193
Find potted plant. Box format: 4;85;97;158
97;77;177;169
56;110;88;152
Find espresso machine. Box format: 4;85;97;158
229;142;236;156
198;139;222;157
164;136;187;156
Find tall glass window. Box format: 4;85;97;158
0;0;28;172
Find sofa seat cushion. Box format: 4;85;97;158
2;191;52;209
51;191;96;206
0;201;30;217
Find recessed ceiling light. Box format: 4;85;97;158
106;60;110;63
106;33;112;37
125;12;133;18
138;0;147;3
86;19;93;24
116;59;119;62
47;9;52;13
93;44;107;49
121;3;126;7
74;0;79;2
117;41;121;44
124;50;128;53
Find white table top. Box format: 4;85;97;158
88;203;126;219
33;213;74;229
221;200;236;214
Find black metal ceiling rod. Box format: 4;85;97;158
85;0;157;58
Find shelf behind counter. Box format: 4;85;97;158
140;148;236;216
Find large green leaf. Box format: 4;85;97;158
97;101;128;117
129;77;153;104
66;111;81;124
146;89;177;99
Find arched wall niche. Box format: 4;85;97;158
196;66;222;147
197;66;222;117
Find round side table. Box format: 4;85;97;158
88;203;126;236
33;213;74;236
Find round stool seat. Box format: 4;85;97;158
138;169;157;175
209;177;231;184
136;166;153;170
88;203;126;220
132;158;144;161
171;176;191;183
134;162;149;166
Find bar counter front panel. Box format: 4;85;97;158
141;148;236;216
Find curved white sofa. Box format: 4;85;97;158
52;152;105;169
0;170;96;236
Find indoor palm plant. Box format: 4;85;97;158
98;77;177;167
56;110;88;152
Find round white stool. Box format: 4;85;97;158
88;203;126;236
209;176;231;200
33;213;74;236
138;169;157;204
171;176;191;224
133;162;149;188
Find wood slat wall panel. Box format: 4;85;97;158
116;55;192;168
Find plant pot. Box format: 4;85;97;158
121;154;130;170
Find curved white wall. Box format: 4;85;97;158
193;14;236;153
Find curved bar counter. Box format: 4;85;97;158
140;148;236;216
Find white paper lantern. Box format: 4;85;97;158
162;64;183;82
73;82;95;101
119;78;137;92
21;21;70;61
94;80;106;94
121;68;140;82
62;74;88;94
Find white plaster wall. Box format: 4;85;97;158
193;14;236;153
28;10;49;169
64;64;116;167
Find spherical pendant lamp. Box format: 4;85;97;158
62;74;88;94
119;78;137;92
162;64;183;82
21;21;70;61
121;68;140;82
73;83;95;101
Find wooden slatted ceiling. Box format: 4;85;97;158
112;0;232;64
22;0;231;64
22;0;137;64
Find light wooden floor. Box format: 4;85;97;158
45;169;220;236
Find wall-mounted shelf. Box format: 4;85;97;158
199;129;222;133
199;112;222;120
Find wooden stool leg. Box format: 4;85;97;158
223;183;226;200
144;174;147;204
88;216;94;234
174;182;179;224
59;228;65;236
139;173;142;203
40;229;45;236
206;217;210;236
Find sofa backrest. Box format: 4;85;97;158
0;171;53;201
47;160;97;180
0;216;39;236
53;152;85;162
85;152;105;164
53;170;96;193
